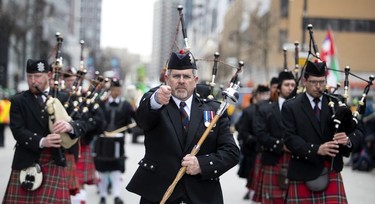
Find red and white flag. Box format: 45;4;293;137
321;28;340;88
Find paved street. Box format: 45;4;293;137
1;126;375;203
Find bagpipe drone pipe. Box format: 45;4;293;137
44;33;114;149
321;70;374;135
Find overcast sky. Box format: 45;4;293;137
100;1;157;57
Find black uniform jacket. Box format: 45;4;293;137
256;100;286;166
100;99;135;132
126;88;240;204
9;90;86;169
282;93;363;181
235;104;258;178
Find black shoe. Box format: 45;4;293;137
132;140;138;144
107;182;112;195
243;192;250;200
99;197;106;204
114;197;124;204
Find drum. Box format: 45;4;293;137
93;133;125;161
93;133;126;172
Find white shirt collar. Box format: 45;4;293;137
108;96;121;104
172;95;193;117
306;93;322;109
278;96;286;110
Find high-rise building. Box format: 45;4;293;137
150;0;182;84
80;0;102;72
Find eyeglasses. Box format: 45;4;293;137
307;80;326;86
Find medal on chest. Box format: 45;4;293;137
204;110;216;127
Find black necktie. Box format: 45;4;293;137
313;98;320;121
36;95;44;106
179;102;189;130
110;101;119;106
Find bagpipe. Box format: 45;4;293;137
42;33;114;148
159;5;244;204
294;24;374;134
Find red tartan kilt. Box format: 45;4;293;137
260;152;291;202
76;144;98;185
3;148;71;204
65;153;80;195
286;171;348;204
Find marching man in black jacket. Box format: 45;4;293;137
3;59;86;203
282;60;363;203
126;50;240;204
255;69;296;203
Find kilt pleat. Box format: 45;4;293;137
251;153;263;202
2;148;70;204
65;153;80;195
76;144;98;186
286;171;347;204
260;152;291;203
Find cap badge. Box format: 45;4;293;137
189;53;194;65
37;62;45;72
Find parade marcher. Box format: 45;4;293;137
269;77;279;102
2;59;86;203
352;102;375;171
255;70;296;204
235;84;270;201
124;84;145;144
60;67;81;198
282;60;364;203
126;50;240;204
95;78;135;204
63;66;104;203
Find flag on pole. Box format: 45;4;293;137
321;28;340;88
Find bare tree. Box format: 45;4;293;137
0;1;16;88
0;0;54;88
